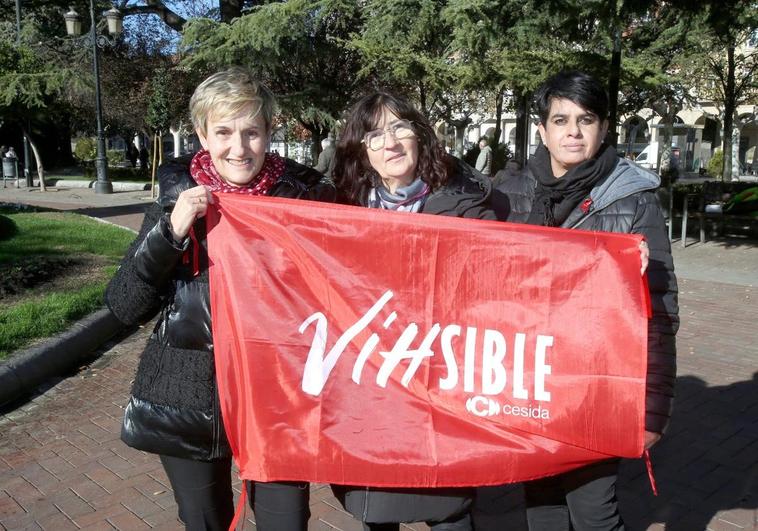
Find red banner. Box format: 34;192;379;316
206;194;649;487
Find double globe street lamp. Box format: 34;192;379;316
64;3;123;194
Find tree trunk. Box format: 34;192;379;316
653;100;680;180
607;28;622;148
449;118;470;157
513;90;531;168
721;44;736;181
308;126;328;165
124;1;186;31
418;82;428;118
151;132;159;199
657;114;674;176
59;115;75;165
22;127;46;192
220;0;241;22
730;124;740;180
492;90;504;149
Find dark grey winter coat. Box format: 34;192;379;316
106;154;335;461
494;156;678;434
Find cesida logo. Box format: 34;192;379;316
465;395;552;420
465;396;501;417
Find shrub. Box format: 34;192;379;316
107;149;125;165
0;215;18;241
707;149;723;178
491;142;513;174
73;137;97;162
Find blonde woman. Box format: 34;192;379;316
106;67;335;530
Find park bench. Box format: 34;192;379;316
680;180;757;247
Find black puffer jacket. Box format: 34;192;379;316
106;154;335;461
495;156;678;434
335;158;493;526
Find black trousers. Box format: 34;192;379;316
524;460;624;531
160;455;309;531
363;512;471;531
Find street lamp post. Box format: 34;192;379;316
64;3;122;194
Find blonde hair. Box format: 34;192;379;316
190;67;275;136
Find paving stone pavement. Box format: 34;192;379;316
1;185;757;530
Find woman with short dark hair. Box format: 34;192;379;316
496;70;678;531
331;91;496;531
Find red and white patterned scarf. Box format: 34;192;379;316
189;149;285;195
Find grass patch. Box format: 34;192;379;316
0;211;133;264
0;209;134;360
0;282;107;357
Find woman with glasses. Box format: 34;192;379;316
330;91;496;531
334;92;496;218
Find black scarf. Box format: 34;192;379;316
525;143;618;227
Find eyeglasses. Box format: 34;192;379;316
362;120;416;151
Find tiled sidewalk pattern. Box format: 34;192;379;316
1;186;756;530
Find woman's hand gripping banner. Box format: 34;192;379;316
206;194;649;487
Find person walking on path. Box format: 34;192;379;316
105;67;335;531
314;136;336;176
494;71;678;531
127;144;138;168
475;137;492;176
138;145;149;170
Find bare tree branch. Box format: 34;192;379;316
120;1;187;32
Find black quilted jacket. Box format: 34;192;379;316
106;154;335;461
494;156;679;434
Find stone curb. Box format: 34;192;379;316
0;308;126;407
34;179;152;191
5;179;150;191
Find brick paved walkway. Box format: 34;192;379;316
1;186;757;530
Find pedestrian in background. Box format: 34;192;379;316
475;136;492;176
314;136;336;176
127;144;138;168
138;145;149;170
106;67;335;531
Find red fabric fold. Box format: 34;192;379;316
206;194;649;487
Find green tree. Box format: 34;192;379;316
350;0;454;115
351;0;496;156
617;3;699;172
144;66;175;188
0;19;77;187
688;1;758;180
182;0;363;160
442;0;594;164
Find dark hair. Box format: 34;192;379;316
478;137;488;145
333;91;450;205
533;71;609;124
